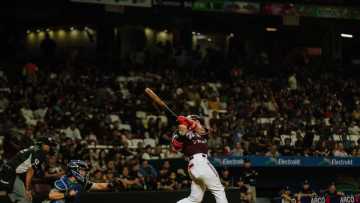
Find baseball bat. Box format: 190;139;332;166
145;88;177;117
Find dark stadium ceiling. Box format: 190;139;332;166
15;0;360;8
10;0;360;34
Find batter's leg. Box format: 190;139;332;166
202;163;228;203
177;180;206;203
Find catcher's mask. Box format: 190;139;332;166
67;160;89;183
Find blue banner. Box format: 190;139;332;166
209;156;360;167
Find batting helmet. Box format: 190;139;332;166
186;115;202;121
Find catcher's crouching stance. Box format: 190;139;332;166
48;160;119;203
172;115;228;203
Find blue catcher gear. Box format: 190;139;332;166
67;160;89;183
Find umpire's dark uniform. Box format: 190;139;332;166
0;137;55;203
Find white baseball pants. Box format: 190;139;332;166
177;153;228;203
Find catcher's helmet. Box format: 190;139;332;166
67;160;89;183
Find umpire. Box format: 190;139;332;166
0;137;57;203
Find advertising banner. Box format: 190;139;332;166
209;156;360;167
262;3;299;16
70;0;152;8
296;5;360;20
152;0;192;8
263;3;360;20
224;1;260;14
192;0;260;14
192;0;224;12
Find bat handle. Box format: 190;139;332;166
164;105;177;118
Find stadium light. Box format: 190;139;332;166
36;29;41;33
207;38;212;42
266;27;277;32
26;30;31;34
341;33;353;38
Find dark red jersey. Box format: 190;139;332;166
171;129;209;157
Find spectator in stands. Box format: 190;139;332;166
139;159;157;179
237;177;251;203
322;182;344;198
348;121;360;135
281;186;295;203
352;148;360;157
296;180;317;202
220;169;232;188
118;142;134;158
288;73;297;91
85;131;98;144
164;147;182;158
175;168;190;189
315;140;331;157
142;145;154;160
106;160;117;174
91;169;104;183
22;62;39;83
63;124;82;141
208;133;223;150
352;106;360;121
240;159;258;203
130;161;146;190
103;169;115;182
0;92;9;113
118;166;142;190
280;138;295;156
265;145;280;157
333;143;349;157
232;142;244;157
43;155;65;180
152;145;165;159
159;161;171;176
157;171;179;191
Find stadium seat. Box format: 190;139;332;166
129;139;144;149
350;135;359;142
333;134;342;141
136;111;147;119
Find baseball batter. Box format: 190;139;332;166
172;115;228;203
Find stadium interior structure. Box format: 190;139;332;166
2;0;360;203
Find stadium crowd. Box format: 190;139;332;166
0;40;360;193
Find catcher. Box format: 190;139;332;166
48;160;119;203
172;115;228;203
